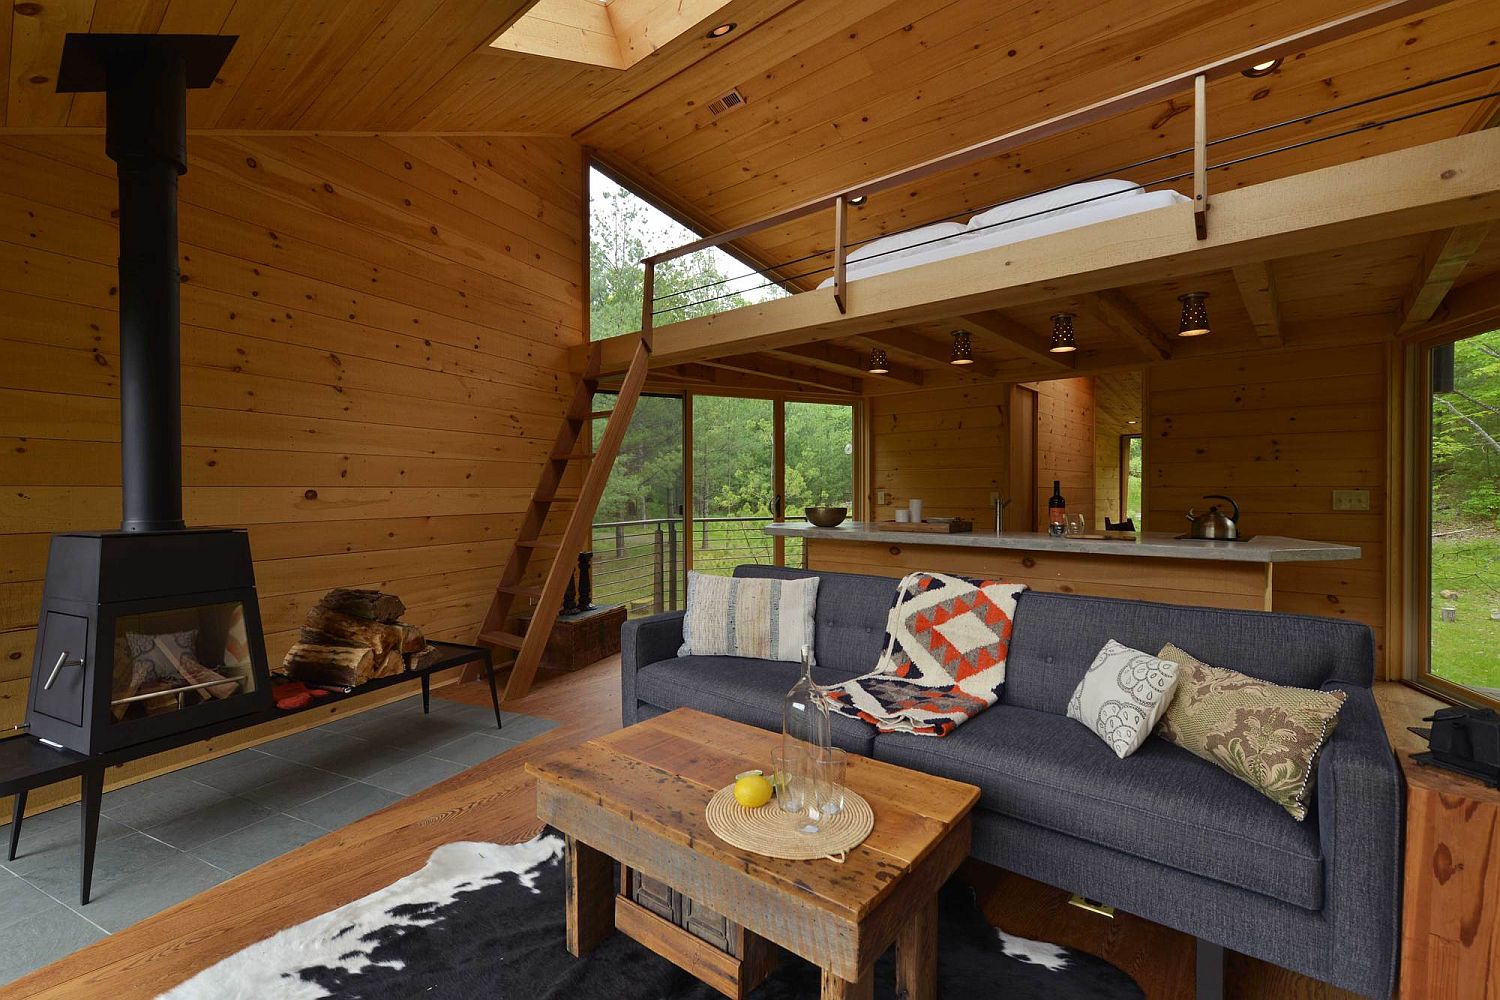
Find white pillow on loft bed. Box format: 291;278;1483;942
966;178;1144;233
847;221;968;263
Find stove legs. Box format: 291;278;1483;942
7;788;25;861
79;768;103;906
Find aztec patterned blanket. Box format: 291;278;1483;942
823;572;1027;736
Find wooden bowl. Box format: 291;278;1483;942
804;506;848;527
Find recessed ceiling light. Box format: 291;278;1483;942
707;22;736;38
849;195;868;206
1242;57;1282;78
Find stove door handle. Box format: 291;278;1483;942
44;650;84;690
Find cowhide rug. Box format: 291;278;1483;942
159;830;1142;999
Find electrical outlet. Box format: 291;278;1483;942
877;490;890;505
1332;489;1370;512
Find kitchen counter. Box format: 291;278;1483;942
764;521;1361;612
764;522;1360;563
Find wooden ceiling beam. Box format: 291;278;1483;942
1396;224;1492;334
699;353;861;394
959;310;1072;370
1404;270;1500;342
1232;262;1283;347
1081;290;1173;361
765;342;924;385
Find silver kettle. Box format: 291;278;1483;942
1186;494;1240;540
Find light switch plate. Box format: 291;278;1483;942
876;490;889;505
1332;489;1370;511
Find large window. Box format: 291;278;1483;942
1417;330;1500;700
588;167;784;340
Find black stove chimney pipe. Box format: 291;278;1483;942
57;34;237;532
110;53;188;532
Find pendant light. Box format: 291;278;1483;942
1177;292;1211;337
866;348;890;374
1049;312;1078;353
949;329;974;366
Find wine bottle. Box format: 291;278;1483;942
1048;480;1067;537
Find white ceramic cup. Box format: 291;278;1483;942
908;498;923;522
895;510;911;523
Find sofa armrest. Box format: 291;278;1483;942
1316;682;1403;999
620;611;685;726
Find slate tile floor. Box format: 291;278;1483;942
0;697;556;985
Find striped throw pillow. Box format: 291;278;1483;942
678;572;820;664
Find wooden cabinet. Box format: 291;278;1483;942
1399;752;1500;999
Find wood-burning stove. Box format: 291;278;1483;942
25;33;273;755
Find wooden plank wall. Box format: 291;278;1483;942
1144;340;1390;674
867;383;1009;525
1030;377;1096;531
0;132;585;807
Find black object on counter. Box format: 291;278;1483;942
1410;706;1500;787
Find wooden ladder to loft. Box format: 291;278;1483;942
479;334;651;702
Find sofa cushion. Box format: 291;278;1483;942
678;571;819;663
635;655;877;755
1066;640;1181;758
873;704;1324;909
732;565;895;677
1002;591;1375;715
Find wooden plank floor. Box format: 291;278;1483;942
4;660;1428;999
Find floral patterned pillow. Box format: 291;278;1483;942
1066;640;1181;759
1156;643;1346;821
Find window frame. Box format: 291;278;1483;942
1403;330;1500;709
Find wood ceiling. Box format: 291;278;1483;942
4;0;1499;396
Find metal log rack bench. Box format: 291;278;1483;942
587;0;1500;381
0;640;497;906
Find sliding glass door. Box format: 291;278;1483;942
1417;330;1500;701
782;401;856;567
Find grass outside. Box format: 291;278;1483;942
1430;526;1500;692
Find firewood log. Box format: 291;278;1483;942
299;606;403;657
406;644;443;672
282;643;375;688
397;623;425;654
315;588;406;623
374;647;405;679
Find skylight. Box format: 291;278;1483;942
491;0;734;71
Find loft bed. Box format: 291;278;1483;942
588;0;1500;394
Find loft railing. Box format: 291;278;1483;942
634;0;1481;333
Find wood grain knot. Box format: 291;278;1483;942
14;3;42;17
888;546;901;556
1431;842;1462;884
1021;557;1035;569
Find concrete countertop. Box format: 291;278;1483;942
764;521;1361;563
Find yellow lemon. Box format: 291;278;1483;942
733;772;773;808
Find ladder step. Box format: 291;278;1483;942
537;493;580;503
588;410;615;419
479;630;526;651
516;540;562;550
500;584;542;599
551;448;595;461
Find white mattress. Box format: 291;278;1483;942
817;188;1190;289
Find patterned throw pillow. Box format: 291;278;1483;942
1156;643;1345;821
678;572;819;663
1067;640;1181;758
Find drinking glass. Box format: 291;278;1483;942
770;747;806;814
1066;513;1087;536
815;747;847;817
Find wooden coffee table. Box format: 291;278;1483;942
526;707;978;1000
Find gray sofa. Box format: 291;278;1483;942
621;564;1403;999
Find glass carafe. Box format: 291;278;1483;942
782;644;831;833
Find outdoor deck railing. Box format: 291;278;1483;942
588;515;805;615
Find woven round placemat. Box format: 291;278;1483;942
705;785;874;861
